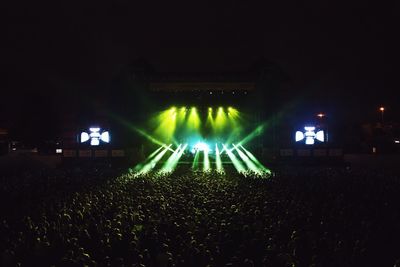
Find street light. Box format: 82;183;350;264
379;106;385;124
317;113;325;118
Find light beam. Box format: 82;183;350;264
223;144;245;173
136;144;172;175
215;144;224;173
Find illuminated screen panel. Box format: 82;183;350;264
295;126;325;145
79;127;111;146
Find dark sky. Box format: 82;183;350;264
2;0;397;132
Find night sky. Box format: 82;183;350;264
3;1;396;140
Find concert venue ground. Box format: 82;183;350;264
1;162;399;267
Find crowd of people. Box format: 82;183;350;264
1;163;399;266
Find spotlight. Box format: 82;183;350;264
191;142;210;154
80;127;110;146
295;126;324;145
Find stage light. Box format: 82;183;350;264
80;132;89;143
236;124;265;147
192;149;200;170
188;107;200;130
215;144;224;173
161;144;182;172
227;107;239;118
233;144;261;174
130;106;272;175
160;144;188;173
136;144;171;175
111;114;174;149
204;146;210;171
206;108;215;127
295;126;325;145
154;108;177;143
134;127;175;152
215;107;227;130
91;139;100;146
195;142;209;151
80;127;111;146
223;144;245;173
89;127;100;132
177;107;187;126
295;131;304;142
134;145;165;171
100;131;110;143
239;145;271;174
305;137;314;145
315;131;324;142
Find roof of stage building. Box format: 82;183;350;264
120;58;288;92
148;81;255;92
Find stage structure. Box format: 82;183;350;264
131;106;271;175
106;60;291;174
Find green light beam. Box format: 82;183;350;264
223;144;245;173
233;144;262;174
192;149;200;170
219;144;226;155
215;144;224;173
206;107;215;128
159;144;188;174
154;107;177;144
187;107;201;131
236;124;266;147
136;144;171;175
215;107;227;132
164;143;188;173
109;114;176;152
132;127;176;153
177;107;187;125
133;145;164;171
204;147;210;172
160;144;183;173
239;145;271;174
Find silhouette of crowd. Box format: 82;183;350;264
1;165;399;266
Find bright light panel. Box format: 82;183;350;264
80;127;111;146
295;126;325;145
101;131;110;143
91;138;100;146
295;131;304;142
80;132;90;143
89;127;100;132
315;130;324;142
194;142;209;151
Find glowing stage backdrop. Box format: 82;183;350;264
132;106;270;176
